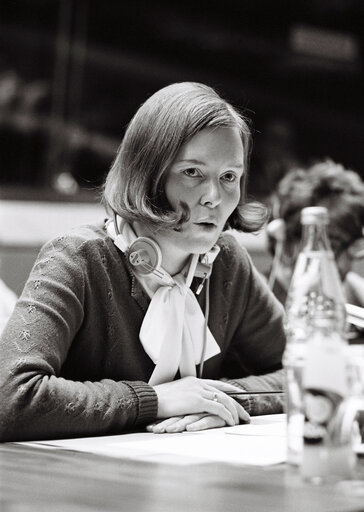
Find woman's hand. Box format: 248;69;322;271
152;376;250;428
147;411;250;433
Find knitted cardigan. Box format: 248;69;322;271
0;221;286;441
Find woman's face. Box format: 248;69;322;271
162;126;245;255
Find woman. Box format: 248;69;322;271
0;82;285;441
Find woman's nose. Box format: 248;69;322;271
200;180;221;207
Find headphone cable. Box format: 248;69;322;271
113;211;120;235
198;277;210;379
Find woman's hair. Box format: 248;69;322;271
272;159;364;259
102;82;267;233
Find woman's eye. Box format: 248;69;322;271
222;172;238;183
183;168;200;178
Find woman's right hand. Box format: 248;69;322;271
152;376;250;427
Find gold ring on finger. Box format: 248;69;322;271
213;392;218;402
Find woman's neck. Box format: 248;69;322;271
132;222;190;276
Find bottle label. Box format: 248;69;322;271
303;331;347;395
302;330;350;479
303;330;347;446
303;389;342;445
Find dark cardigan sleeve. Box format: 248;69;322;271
222;370;285;416
216;235;287;415
0;233;157;442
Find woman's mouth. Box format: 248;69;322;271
194;221;217;230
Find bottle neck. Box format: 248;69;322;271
301;223;332;253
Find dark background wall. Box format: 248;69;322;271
0;0;363;201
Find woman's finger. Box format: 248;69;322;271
164;414;207;433
146;416;184;433
186;414;226;432
235;401;251;423
201;391;235;426
203;386;239;424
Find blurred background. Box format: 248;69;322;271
0;0;364;294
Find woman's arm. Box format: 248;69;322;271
0;232;157;442
221;369;285;415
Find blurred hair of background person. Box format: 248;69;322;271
266;160;364;339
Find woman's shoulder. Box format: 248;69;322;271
43;221;107;249
28;221;119;286
215;231;253;273
38;221;112;265
217;231;251;259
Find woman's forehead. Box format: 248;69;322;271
174;127;245;165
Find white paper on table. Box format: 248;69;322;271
17;414;287;467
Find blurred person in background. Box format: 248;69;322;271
266;159;364;338
0;274;17;335
0;82;286;442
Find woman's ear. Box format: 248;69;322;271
266;218;286;242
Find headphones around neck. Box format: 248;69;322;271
112;213;217;294
109;213;220;378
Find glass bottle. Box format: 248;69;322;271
300;317;355;482
283;206;347;467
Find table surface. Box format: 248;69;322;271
1;441;364;512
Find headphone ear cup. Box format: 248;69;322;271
128;237;162;275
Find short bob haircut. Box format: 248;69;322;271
103;82;267;233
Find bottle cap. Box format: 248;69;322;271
301;206;329;225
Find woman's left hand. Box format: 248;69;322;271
146;411;250;433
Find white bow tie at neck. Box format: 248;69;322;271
140;276;221;385
106;216;221;385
